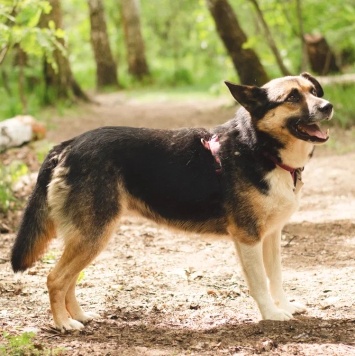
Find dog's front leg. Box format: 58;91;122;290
263;231;306;315
234;240;293;321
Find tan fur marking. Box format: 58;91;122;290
47;219;118;330
227;171;298;245
23;219;56;269
227;222;259;245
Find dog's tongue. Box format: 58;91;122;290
299;123;328;139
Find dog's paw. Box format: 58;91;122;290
262;308;294;321
76;311;100;323
277;301;307;315
56;318;85;333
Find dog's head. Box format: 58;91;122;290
225;73;333;145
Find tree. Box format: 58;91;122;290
0;1;58;65
41;0;90;103
0;0;64;112
304;34;340;75
296;0;308;72
205;0;268;86
88;0;119;89
248;0;291;76
121;0;149;80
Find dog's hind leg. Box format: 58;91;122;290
47;222;116;332
263;231;306;315
234;239;294;321
65;273;100;323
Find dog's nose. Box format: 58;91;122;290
319;102;333;115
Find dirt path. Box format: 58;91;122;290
0;95;354;355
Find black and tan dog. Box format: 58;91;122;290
11;73;333;332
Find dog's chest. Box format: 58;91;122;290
261;168;300;231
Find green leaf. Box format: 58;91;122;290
27;8;42;28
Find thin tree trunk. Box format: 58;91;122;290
41;0;91;103
248;0;291;76
1;70;11;96
206;0;268;86
17;48;27;113
121;0;149;80
88;0;119;89
296;0;308;72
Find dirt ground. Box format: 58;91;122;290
0;93;354;355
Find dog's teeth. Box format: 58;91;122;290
326;128;330;136
297;125;306;133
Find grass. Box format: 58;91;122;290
0;332;37;356
0;332;64;355
0;161;29;214
32;140;55;164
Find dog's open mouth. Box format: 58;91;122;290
289;120;330;143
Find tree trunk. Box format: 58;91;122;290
41;0;91;103
88;0;119;89
121;0;149;80
17;47;28;113
304;34;340;75
248;0;291;76
206;0;268;86
296;0;309;72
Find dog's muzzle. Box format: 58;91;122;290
288;101;333;143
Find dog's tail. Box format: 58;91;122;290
11;141;71;272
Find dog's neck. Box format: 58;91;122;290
263;151;301;187
279;140;314;169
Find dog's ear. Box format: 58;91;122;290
224;81;268;115
301;72;324;97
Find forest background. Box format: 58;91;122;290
0;0;355;126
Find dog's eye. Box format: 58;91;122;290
311;88;318;97
286;89;300;103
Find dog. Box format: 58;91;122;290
11;73;333;332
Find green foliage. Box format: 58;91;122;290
77;270;85;284
0;0;65;63
33;140;52;163
139;0;235;87
0;331;64;355
0;332;37;356
0;160;28;213
233;0;355;75
301;0;355;56
56;0;355;89
323;83;355;127
41;250;57;264
0;0;69;118
0;66;44;118
62;0;234;89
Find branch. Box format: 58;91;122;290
248;0;291;76
0;46;9;65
